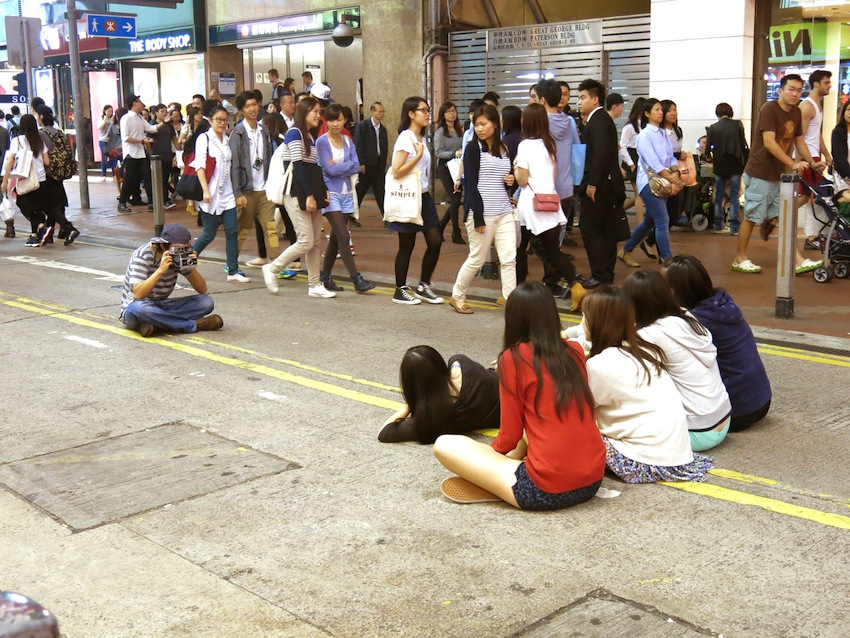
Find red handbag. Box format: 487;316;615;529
532;193;560;212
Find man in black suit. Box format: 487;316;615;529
576;79;626;286
354;102;388;225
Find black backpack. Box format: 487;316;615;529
8;121;20;138
45;128;78;180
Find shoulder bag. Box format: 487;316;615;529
525;183;560;212
383;167;423;225
641;161;673;198
265;141;294;205
176;134;216;201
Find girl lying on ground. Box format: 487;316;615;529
378;345;500;444
433;281;605;510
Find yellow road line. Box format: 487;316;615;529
0;297;404;412
660;481;850;530
758;346;850;367
710;468;850;509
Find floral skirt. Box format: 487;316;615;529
603;438;714;484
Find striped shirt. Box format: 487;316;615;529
120;243;185;311
477;150;512;217
284;127;318;164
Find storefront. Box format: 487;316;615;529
756;0;850;135
207;6;362;115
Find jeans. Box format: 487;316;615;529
452;212;517;302
714;173;741;232
99;141;117;177
624;185;672;260
123;294;215;333
193;208;239;275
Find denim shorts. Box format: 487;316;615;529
511;463;601;511
743;174;780;224
324;191;355;214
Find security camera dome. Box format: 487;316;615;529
332;23;355;48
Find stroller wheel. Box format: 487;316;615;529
813;266;832;283
833;262;849;279
691;213;710;232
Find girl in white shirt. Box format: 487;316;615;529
389;96;444;305
191;105;248;283
1;114;51;246
623;270;732;451
514;103;585;311
581;285;714;483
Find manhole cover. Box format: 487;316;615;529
0;423;298;531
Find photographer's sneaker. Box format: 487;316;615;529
308;284;336;298
227;270;251;283
392;286;421;305
261;263;279;293
415;282;444;304
136;322;155;338
195;314;224;332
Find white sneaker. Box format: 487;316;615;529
227;271;251;283
308;284;336;298
245;257;269;267
261;263;279;293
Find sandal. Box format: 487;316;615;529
449;298;474;314
731;259;762;273
795;258;822;275
440;477;500;504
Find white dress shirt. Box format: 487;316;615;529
120;111;157;159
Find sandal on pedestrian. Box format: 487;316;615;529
617;248;639;268
759;217;778;241
449;297;474;314
440;477;500;504
795;258;822;275
731;259;762;273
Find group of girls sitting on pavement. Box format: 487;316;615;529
378;255;772;511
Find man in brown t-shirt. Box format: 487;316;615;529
734;74;825;274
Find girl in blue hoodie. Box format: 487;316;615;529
664;255;772;431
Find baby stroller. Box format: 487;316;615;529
799;177;850;283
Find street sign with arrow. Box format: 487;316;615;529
85;14;137;39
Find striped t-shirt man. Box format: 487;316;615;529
120;243;190;313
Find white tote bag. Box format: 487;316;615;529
383;167;423;225
0;195;17;222
265;141;294;205
10;139;33;179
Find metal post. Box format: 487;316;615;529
66;0;90;209
150;155;165;237
21;21;33;114
775;173;799;319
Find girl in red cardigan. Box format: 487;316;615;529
433;281;605;510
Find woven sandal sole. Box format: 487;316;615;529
440;477;501;504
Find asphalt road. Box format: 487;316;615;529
1;237;849;638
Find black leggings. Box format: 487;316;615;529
323;211;358;278
436;160;461;233
395;226;442;288
529;226;578;287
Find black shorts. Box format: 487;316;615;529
511;463;601;511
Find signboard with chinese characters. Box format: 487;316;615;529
487;21;602;52
209;7;360;46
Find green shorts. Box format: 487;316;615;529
743;174;780;224
689;419;731;452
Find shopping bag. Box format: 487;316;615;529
16;162;40;195
383;168;423;225
678;153;697;187
447;158;462;183
571;143;587;185
265;143;294;205
10;146;33;179
0;195;17;222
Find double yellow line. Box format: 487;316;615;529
3;290;850;530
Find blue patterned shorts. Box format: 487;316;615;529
511;463;602;511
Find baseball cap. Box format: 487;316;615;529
151;224;192;245
125;94;143;109
309;83;331;102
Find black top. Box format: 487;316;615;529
579;109;625;197
149;122;176;160
706;117;748;177
353;118;388;169
378;355;500;444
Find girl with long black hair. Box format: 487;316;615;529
434;100;465;244
389;96;444;305
434;281;605;510
378;345;500;444
1;114;51;246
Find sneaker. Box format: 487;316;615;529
56;228;68;240
147;205;154;213
713;226;731;234
277;269;297;280
164;200;176;210
353;273;375;293
321;276;344;292
349;237;356;256
796;258;822;275
196;314;224;331
64;228;80;246
804;236;825;251
308;284;336;298
261;263;279;293
415;282;444;304
731;259;762;273
244;257;270;267
136;322;155;338
36;225;52;247
24;234;40;247
393;286;421;305
349;217;362;227
227;271;251;283
117;203;132;213
548;284;568;298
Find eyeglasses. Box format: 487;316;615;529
415;107;431;114
211;118;228;124
445;109;457;114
